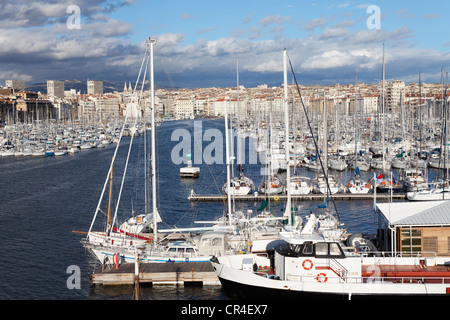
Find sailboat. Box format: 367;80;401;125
223;166;255;196
288;174;312;195
347;167;372;194
408;73;449;201
222;61;254;196
82;38;234;265
258;175;283;195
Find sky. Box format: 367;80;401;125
1;0;449;89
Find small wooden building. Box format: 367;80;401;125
377;201;450;257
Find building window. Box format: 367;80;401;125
400;228;422;256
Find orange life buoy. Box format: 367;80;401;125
365;184;371;189
302;259;314;270
316;273;327;283
348;183;353;187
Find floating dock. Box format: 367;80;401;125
188;193;407;202
91;261;218;286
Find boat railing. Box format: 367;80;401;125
286;274;450;285
330;258;348;281
360;276;450;285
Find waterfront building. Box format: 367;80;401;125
87;80;103;95
377;201;450;257
175;98;194;119
15;98;55;122
5;80;25;91
47;80;64;99
95;94;120;119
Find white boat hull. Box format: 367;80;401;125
211;254;450;299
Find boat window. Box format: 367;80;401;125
186;248;195;253
168;248;177;252
302;242;313;255
315;242;328;256
329;243;341;256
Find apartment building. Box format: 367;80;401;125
87;80;103;95
47;80;65;99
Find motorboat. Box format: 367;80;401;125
211;210;450;299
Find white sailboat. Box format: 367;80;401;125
288;175;312;195
223;173;254;196
83;39;238;264
347;176;372;194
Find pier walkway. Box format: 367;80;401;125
188;193;407;202
91;261;218;286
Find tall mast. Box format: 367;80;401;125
224;100;232;226
149;37;158;245
283;49;292;225
381;43;386;171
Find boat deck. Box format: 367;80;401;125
361;264;450;282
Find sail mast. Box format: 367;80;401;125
224;99;232;226
149;37;158;245
283;49;292;225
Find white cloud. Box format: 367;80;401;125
0;1;447;88
304;18;328;30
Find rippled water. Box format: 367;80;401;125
0;119;441;300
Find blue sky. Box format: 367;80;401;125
0;0;448;89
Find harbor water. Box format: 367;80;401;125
0;119;438;300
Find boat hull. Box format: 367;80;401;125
211;260;450;300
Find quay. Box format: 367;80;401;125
188;193;407;202
91;261;219;286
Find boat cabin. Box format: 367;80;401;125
284;241;346;259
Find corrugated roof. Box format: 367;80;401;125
377;200;450;226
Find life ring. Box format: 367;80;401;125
302;259;314;270
365;184;371;189
348;183;353;187
274;195;280;202
316;273;327;283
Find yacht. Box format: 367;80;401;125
407;179;450;201
211;210;450;299
402;169;428;192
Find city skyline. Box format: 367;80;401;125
0;1;449;89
